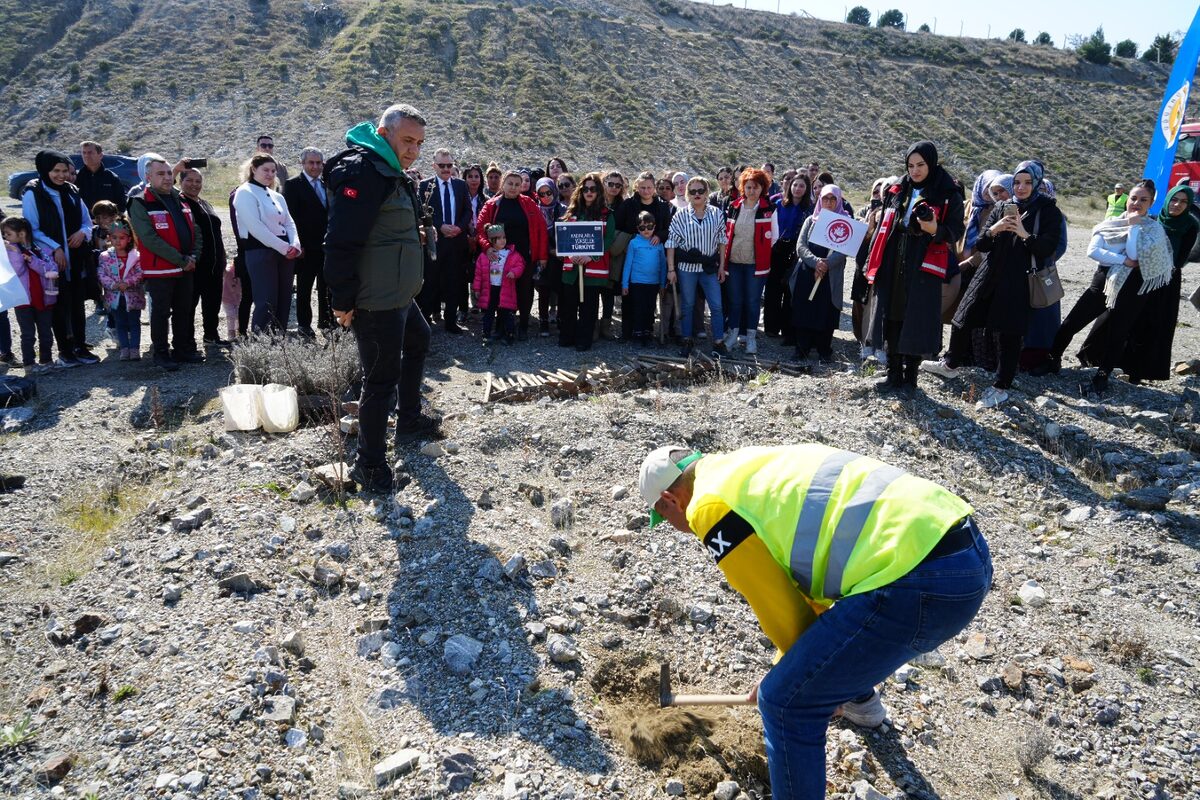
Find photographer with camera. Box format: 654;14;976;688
863;141;964;394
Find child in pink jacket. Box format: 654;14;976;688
473;224;525;344
96;218;145;360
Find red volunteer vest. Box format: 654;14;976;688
135;188;195;278
725;197;773;276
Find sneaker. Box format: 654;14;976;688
54;356;81;370
73;349;100;365
920;359;960;379
840;688;887;728
33;361;53;374
976;386;1009;409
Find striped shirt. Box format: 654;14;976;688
666;204;727;273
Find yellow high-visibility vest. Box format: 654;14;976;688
690;445;972;603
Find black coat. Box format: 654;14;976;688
76;165;127;213
615;195;673;242
868;168;965;356
953;197;1063;336
283;174;329;255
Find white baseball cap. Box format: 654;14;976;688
639;446;704;527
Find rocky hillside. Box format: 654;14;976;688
0;0;1187;193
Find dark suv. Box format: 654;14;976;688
7;154;140;200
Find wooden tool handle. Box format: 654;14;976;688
808;273;824;301
669;693;755;707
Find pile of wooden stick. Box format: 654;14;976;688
481;352;807;403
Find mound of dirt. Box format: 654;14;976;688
591;656;768;795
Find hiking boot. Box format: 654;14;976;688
840;688;887;728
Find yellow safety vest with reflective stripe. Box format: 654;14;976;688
1106;193;1128;219
688;445;972;603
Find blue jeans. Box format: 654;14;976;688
677;269;724;340
727;261;766;334
112;296;141;351
758;518;992;800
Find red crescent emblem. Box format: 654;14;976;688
828;220;852;245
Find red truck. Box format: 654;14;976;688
1169;119;1200;261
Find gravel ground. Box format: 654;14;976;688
0;222;1197;800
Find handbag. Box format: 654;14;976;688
1026;210;1063;309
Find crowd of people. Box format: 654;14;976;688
1;128;1197;406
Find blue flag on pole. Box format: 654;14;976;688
1143;7;1200;215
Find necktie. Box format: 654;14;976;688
313;178;326;208
442;179;452;226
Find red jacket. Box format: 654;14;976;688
474;194;548;263
473;249;525;310
724;197;774;276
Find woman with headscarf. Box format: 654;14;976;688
1020;176;1070;372
1117;184;1199;383
534;177;566;337
1047;180;1172;393
864;141;965;393
791;185;848;363
20;149;98;367
922;161;1064;408
764;174;813;342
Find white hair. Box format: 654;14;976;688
299;147;324;162
379;104;427;130
433;147;452;160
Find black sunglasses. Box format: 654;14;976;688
434;162;453;168
637;223;656;231
606;181;623;189
537;189;554;197
688;188;707;196
582;185;598;192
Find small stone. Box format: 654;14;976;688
444;634;484;675
911;650;946;668
503;553;526;579
850;780;889;800
530;560;559;579
281;630;305;656
311;462;354;490
357;632;385;658
977;675;1005;694
0;552;20;567
232;619;258;634
1018;580;1048;608
35;753;72;784
1044;422;1061;440
688;603;714;624
374;749;423;786
338;783;369;799
1062;506;1094;525
1174;358;1200;375
476;489;494;510
665;778;685;796
340;415;359;435
1034;395;1058;409
420;441;445;457
441;749;477;793
550;498;574;528
178;770;208;793
279;514;297;533
611;485;628;501
964;632;995;660
544;615;575;633
1002;663;1024;690
324;540;352;561
1117;486;1170;512
547;634;579;664
893;665;918;684
714;781;740;800
218;572;270;595
285;728;308;749
261;695;296;724
163;584;183;603
1094;703;1120;725
290;481;317;502
476;557;504;583
155;773;179;789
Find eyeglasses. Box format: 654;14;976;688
537;189;554;197
637;224;656;231
434;162;453;168
606;181;623;189
258;142;274;149
688;188;707;196
582;185;598;193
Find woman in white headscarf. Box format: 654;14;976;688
790;184;848;363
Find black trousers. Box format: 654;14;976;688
763;240;795;336
294;248;332;331
948;325;1022;389
193;259;224;340
420;237;468;323
351;302;430;468
558;282;601;349
50;272;78;356
516;266;535;334
794;327;834;359
627;283;659;337
146;273;196;357
1051;268;1107;362
482;286;516;337
235;251;253;336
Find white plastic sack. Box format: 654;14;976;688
257;383;299;434
0;243;30;313
220;384;263;431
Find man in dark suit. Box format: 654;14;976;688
418;148;471;332
283;147;332;335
